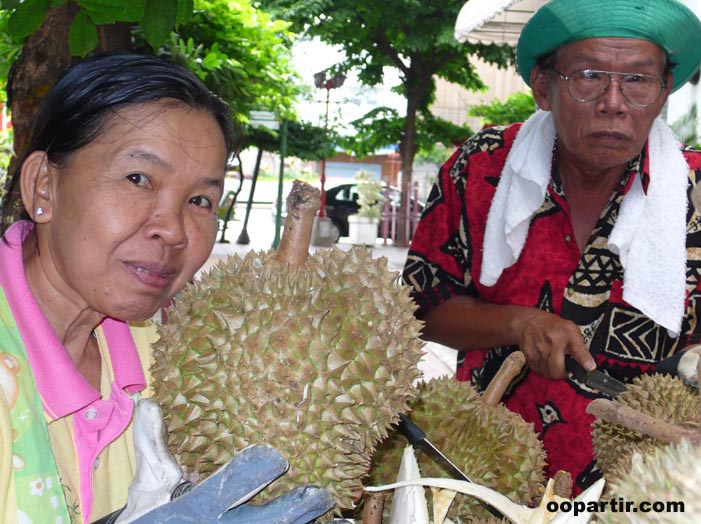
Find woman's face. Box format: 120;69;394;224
30;101;227;321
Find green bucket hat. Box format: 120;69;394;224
516;0;701;92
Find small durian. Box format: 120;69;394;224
368;373;546;522
151;181;424;514
591;373;700;486
598;440;701;524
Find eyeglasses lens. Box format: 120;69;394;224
568;70;662;106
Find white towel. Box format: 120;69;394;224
480;112;689;336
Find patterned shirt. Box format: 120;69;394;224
403;123;701;492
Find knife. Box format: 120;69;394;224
396;413;504;519
565;356;627;398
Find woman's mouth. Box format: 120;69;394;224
127;263;175;289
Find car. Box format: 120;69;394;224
272;183;424;243
323;183;425;243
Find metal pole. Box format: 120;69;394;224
236;148;263;245
272;120;288;249
319;87;330;218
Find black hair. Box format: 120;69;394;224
1;53;236;235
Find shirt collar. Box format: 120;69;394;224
0;221;146;420
619;142;651;196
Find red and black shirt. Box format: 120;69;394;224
403;122;701;492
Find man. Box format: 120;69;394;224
403;0;701;492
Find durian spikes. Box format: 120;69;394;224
587;398;701;445
482;351;526;407
275;179;321;266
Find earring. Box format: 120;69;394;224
36;207;44;216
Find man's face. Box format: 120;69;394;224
531;37;671;175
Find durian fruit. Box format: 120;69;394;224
151;180;425;515
598;439;701;524
591;373;700;486
368;374;547;522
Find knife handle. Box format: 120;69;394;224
564;355;587;380
396;413;425;445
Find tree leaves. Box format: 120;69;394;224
68;8;98;56
7;0;50;39
4;0;186;54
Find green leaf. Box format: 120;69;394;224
7;0;50;39
68;8;99;56
123;0;146;21
175;0;193;26
141;0;177;50
79;0;145;24
1;0;23;10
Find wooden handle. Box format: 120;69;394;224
482;351;526;407
586;398;701;445
362;492;385;524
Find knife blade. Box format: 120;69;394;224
565;356;627;397
396;413;504;519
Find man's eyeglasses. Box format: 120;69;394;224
552;69;667;107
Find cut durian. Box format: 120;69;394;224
368;373;546;522
151;180;425;514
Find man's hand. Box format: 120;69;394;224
509;308;596;379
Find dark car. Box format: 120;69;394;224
324;183;424;243
272;183;424;243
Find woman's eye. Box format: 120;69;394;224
190;195;213;209
126;173;149;187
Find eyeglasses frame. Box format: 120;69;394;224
551;68;668;107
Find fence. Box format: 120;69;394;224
379;181;422;244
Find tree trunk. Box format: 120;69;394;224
3;6;133;223
4;2;79;221
97;22;133;53
396;88;420;247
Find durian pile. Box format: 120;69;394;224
597;439;701;524
368;373;546;522
151;181;425;515
591;373;701;486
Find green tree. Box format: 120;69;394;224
0;0;300;219
469;90;536;127
144;0;301;119
259;0;513;245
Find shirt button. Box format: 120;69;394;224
564;234;572;243
85;408;98;420
567;288;575;297
94;458;100;470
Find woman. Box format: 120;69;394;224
0;53;234;524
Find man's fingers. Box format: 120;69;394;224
568;340;596;371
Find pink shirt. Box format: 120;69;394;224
0;221;147;520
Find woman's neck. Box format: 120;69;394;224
23;231;104;389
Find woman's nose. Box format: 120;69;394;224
144;207;188;248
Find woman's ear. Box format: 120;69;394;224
19;151;53;223
530;66;552;111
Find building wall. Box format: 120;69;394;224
431;57;530;131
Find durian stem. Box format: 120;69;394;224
586;398;701;445
482;351;526;407
275;180;321;266
362;492;385;524
552;470;573;498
